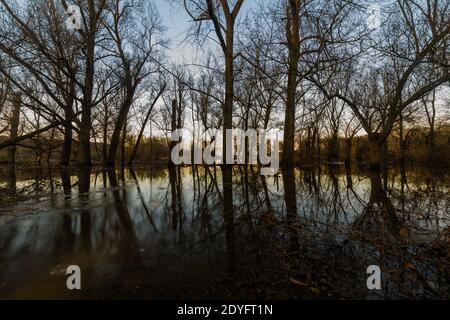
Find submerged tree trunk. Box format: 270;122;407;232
60;168;72;198
7;166;16;194
345;161;353;188
282;166;300;270
369;168;400;234
221;165;235;274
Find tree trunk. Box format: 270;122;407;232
344;137;352;165
221;165;235;273
425;90;436;159
169;99;177;166
223;36;234;165
398;113;405;163
60;168;72;197
78;72;94;167
368;168;400;235
60;108;73;166
121;118;127;167
427;122;436;161
60;81;75;167
429;129;435;152
368;134;384;169
282;167;299;257
316;126;321;161
47;126;56;163
78;81;93;167
102;115;108;164
106;91;134;166
60;123;72;166
78;128;91;167
168;164;178;230
128;85;165;165
78;7;98;168
345;161;352;188
283;1;300;168
7;167;16;194
7;93;21;165
328;132;339;161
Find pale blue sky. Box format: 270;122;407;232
156;0;259;63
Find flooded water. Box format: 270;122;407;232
0;164;449;299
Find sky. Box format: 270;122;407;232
155;0;194;63
140;0;262;137
156;0;259;63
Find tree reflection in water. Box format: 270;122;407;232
0;164;449;299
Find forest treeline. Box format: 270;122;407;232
0;0;449;169
1;125;450;165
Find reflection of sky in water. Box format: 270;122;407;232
0;165;449;299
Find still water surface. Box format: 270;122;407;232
0;164;449;299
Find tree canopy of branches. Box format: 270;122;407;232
0;0;448;168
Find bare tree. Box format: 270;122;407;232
314;0;450;167
6;92;21;164
128;82;166;165
184;0;245;162
103;0;166;165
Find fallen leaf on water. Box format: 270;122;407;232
399;227;409;238
289;278;321;295
309;287;321;295
289;277;308;286
404;262;416;270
